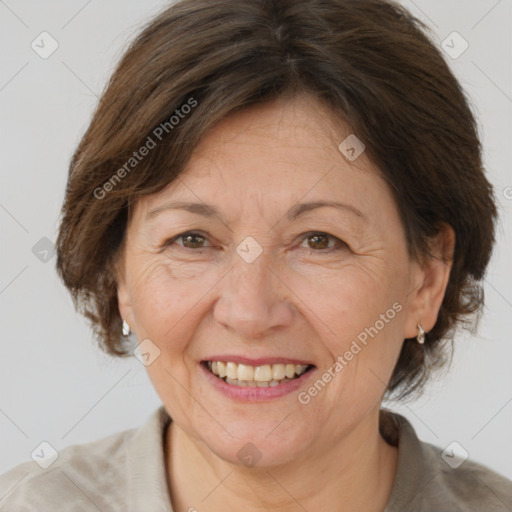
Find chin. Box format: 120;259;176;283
195;420;314;469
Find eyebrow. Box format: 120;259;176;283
146;200;367;224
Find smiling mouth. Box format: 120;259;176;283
203;360;315;387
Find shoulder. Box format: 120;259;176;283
381;409;512;512
0;425;137;511
416;440;512;511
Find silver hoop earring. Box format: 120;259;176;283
417;323;425;344
122;320;131;337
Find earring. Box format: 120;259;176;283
417;323;425;344
122;320;131;336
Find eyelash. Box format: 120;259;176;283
163;231;348;254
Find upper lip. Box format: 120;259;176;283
202;355;315;366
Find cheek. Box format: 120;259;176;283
126;260;213;400
292;258;408;401
291;257;406;340
127;256;219;348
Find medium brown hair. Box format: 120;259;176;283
56;0;497;400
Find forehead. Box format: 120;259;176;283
133;95;397;229
187;94;352;172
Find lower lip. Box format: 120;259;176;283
200;362;316;402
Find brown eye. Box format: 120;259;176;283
179;232;206;248
165;231;210;250
307;233;330;250
299;232;347;253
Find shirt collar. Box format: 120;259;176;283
125;405;173;512
381;407;424;512
124;405;424;512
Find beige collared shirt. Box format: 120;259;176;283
1;406;511;511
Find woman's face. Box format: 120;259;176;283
117;95;442;467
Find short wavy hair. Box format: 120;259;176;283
56;0;497;400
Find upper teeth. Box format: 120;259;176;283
208;361;309;382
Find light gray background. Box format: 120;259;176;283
1;0;511;481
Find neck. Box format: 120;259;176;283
165;409;398;512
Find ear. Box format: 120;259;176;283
404;223;455;339
113;245;135;330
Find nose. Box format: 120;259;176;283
213;253;294;339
